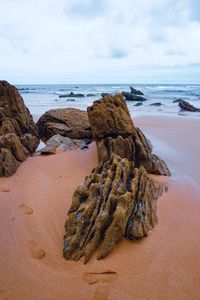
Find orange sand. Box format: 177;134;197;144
0;115;200;300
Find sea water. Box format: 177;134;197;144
16;83;200;118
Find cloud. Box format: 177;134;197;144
0;0;199;83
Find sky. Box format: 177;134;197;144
0;0;200;84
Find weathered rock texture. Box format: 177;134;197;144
0;81;39;177
179;100;200;112
63;94;170;263
37;108;92;142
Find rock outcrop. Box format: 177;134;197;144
37;108;92;143
130;86;144;95
0;81;39;177
179;100;200;112
63;94;170;263
122;91;147;102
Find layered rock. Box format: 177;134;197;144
179;100;200;112
0;81;39;177
37;108;92;142
63;94;170;263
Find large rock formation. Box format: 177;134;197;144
37;108;92;143
0;81;39;177
63;94;170;263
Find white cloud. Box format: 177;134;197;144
0;0;200;83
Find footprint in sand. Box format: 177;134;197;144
93;287;109;300
0;187;10;192
83;270;117;285
19;204;33;215
28;241;46;260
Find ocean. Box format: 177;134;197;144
16;83;200;118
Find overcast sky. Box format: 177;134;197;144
0;0;200;84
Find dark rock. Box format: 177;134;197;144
87;94;95;97
0;81;39;177
134;102;143;107
63;94;170;263
150;102;162;106
173;98;182;103
122;91;147;102
37;108;92;142
59;92;84;98
66;99;75;102
179;100;200;112
130;86;144;95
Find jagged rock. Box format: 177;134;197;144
0;148;20;177
59;92;84;98
135;102;143;107
122;91;147;102
130;86;144;95
150;102;162;106
37;108;92;142
63;94;170;263
0;81;39;177
179;100;200;112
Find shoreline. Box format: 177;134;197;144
1;115;200;299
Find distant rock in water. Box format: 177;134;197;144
37;108;92;143
179;100;200;112
87;94;95;97
134;102;143;107
63;94;170;263
122;91;147;102
130;86;144;95
173;98;182;103
0;80;39;177
151;102;162;106
59;92;84;98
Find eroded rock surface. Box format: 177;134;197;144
37;108;92;142
63;94;170;263
0;81;39;176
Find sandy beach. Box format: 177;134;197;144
0;115;200;300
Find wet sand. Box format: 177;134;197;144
0;115;200;300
